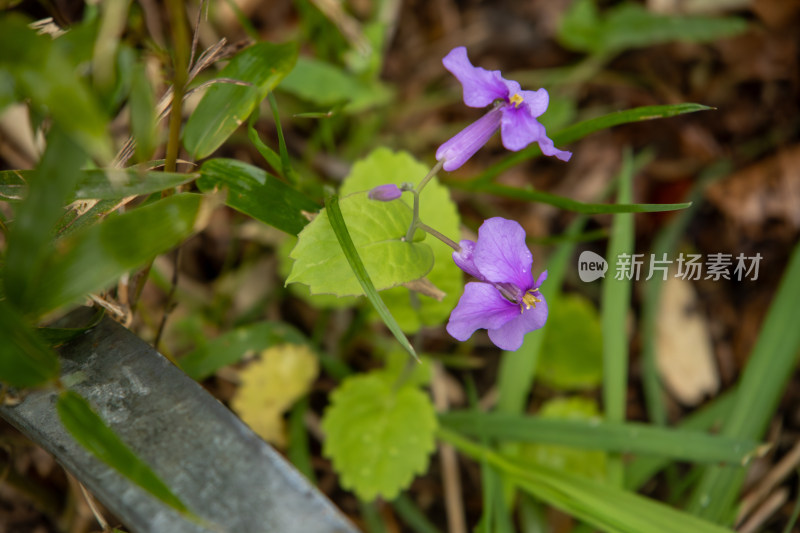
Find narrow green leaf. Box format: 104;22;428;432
439;428;735;533
38;307;105;347
183;41;298;159
440;411;759;465
558;0;747;54
454;182;690;214
179;321;309;380
470;103;711;186
625;389;737;489
278;56;392;113
323;194;418;359
56;391;189;514
129;61;158;162
25;194;202;316
601;149;635;487
0;299;60;387
197;158;318;236
0;169;197;202
0;15;112;162
688;240;800;523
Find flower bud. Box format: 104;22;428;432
368;184;403;201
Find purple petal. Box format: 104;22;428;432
446;282;519;342
472;217;533;290
488;293;548;351
436;107;502;171
367;184;402;201
452;240;485;280
443;47;509;108
499;105;547;152
534;270;548;289
536;132;573;162
500;106;572;161
520;88;549;117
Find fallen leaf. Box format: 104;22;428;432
231;344;319;447
656;275;719;406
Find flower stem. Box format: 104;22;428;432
414;159;445;195
403;159;447;243
417;222;461;252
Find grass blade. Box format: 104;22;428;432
470;103;711;185
687;240;800;523
601;149;635;487
450;181;690;214
438;428;735;533
439;411;759;465
324;194;417;360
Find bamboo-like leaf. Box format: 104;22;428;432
183;41;298;159
0;169;197;202
0;299;60;387
197;158;318;236
57;391;189;514
24;194;203;317
324;194;417;359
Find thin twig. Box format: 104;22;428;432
78;482;111;532
432;362;467;533
154;248;182;351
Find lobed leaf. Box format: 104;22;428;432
322;373;437;501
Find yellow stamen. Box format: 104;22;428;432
520;291;542;313
509;93;524;108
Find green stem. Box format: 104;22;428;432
417;222;460;251
164;0;190;174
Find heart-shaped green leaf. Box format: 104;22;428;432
340;148;461;332
287;194;433;297
322;372;437;501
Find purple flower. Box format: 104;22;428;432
436;47;572;171
446;217;548;351
368;184;403;201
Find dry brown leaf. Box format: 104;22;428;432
705;144;800;231
656;275;719;406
